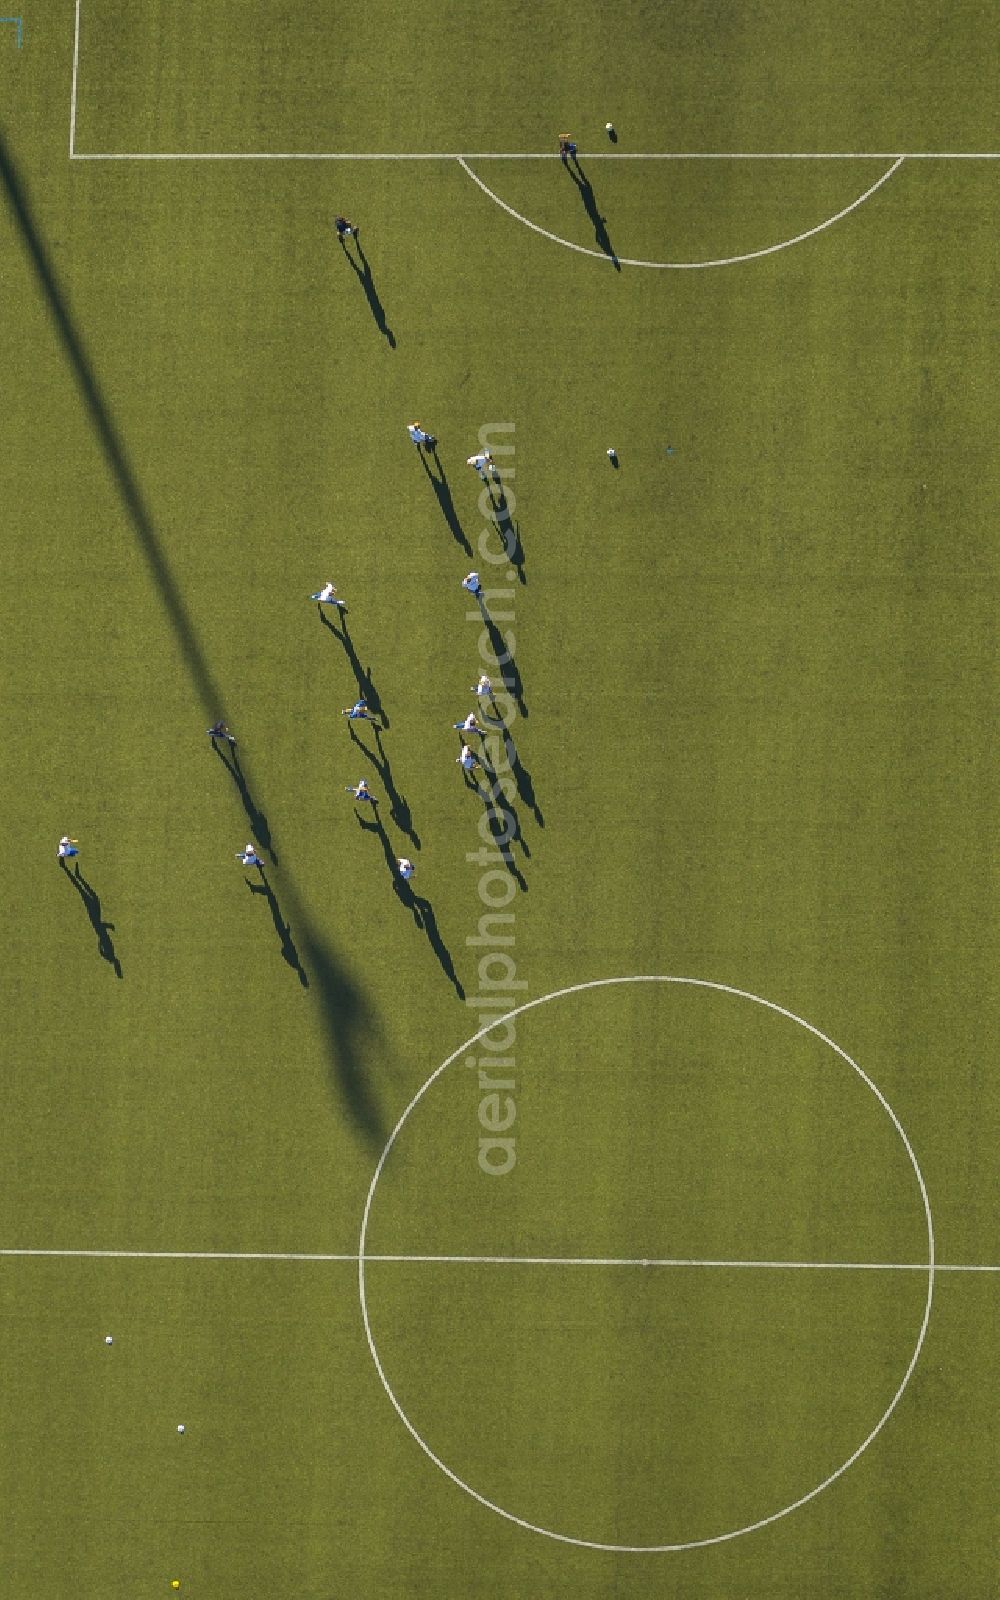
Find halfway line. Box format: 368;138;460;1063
0;1247;995;1271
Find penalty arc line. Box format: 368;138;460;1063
2;1247;996;1271
456;154;907;270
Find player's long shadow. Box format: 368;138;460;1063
566;159;621;271
244;870;308;988
419;448;472;554
477;599;528;718
348;722;420;847
0;130;391;1149
356;811;465;999
340;236;396;347
458;745;529;882
497;723;543;827
489;481;526;585
60;862;123;977
319;609;389;728
475;779;530;887
214;742;277;862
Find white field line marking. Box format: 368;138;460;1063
69;0;82;159
0;1247;997;1271
358;976;935;1553
67;151;1000;162
457;154;906;270
63;13;1000;165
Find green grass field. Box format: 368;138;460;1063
2;4;998;1596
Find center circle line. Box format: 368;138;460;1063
357;975;935;1552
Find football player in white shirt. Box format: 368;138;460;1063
341;698;376;724
453;712;485;737
466;451;494;479
310;582;347;610
471;674;494;703
397;858;415;881
456;744;481;774
345;778;376;805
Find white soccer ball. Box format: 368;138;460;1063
104;1335;113;1345
177;1424;185;1434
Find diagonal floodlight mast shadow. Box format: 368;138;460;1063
0;130;225;718
0;126;390;1146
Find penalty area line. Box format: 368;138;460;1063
69;0;81;157
66;151;1000;162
